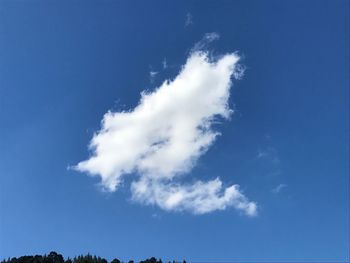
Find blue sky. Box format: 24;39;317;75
0;0;349;262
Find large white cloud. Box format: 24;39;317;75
75;47;257;216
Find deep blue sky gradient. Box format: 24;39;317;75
0;0;349;262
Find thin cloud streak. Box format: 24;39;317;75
185;12;193;27
272;183;287;194
191;32;220;53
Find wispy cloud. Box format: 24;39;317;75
256;147;280;165
272;183;287;194
75;36;256;216
191;32;220;53
185;12;193;27
162;58;167;69
132;177;256;215
149;71;158;83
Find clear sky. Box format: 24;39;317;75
0;0;349;262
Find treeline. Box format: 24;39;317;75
1;252;186;263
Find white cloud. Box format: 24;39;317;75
75;47;257;216
132;178;257;216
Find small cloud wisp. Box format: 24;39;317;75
272;183;287;194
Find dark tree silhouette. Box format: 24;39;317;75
1;253;185;263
